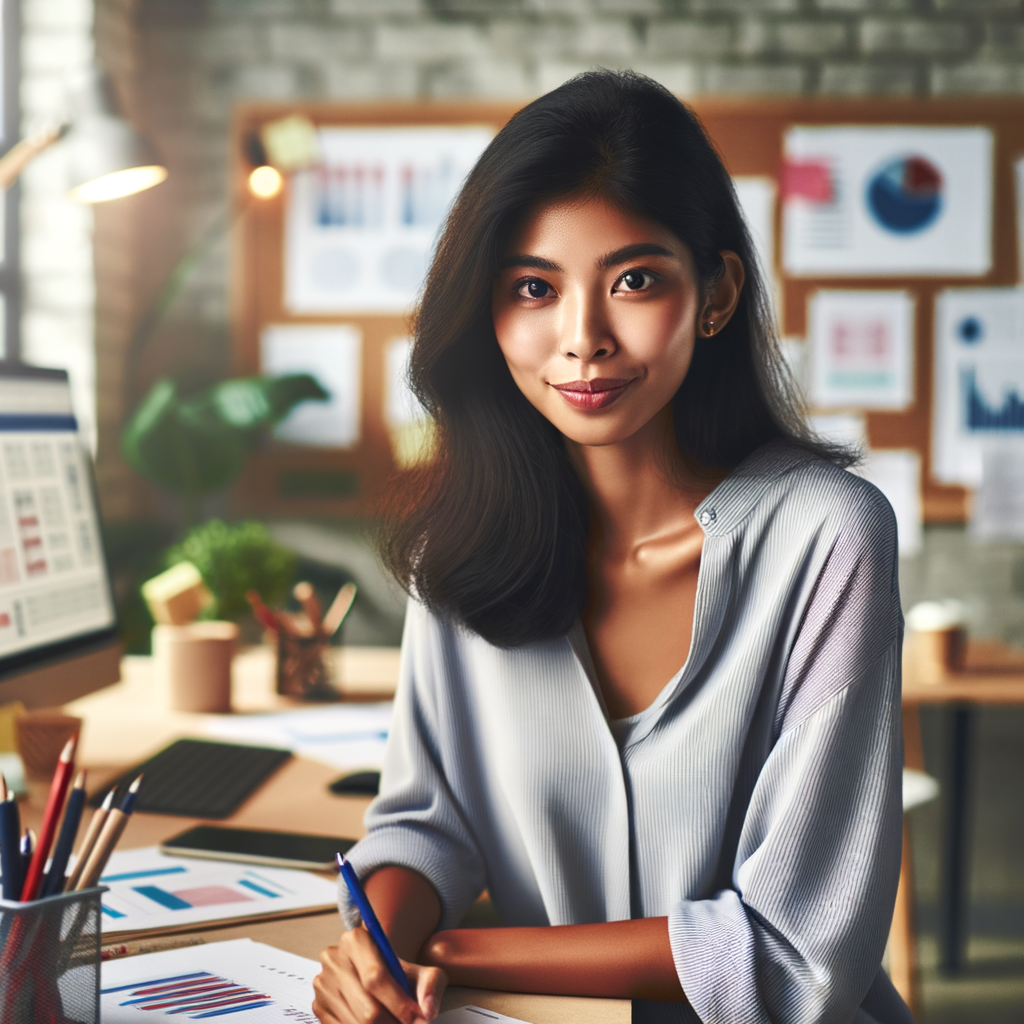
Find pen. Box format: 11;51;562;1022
75;775;143;890
65;788;114;892
0;773;22;900
20;735;77;900
41;770;87;897
336;852;414;999
20;829;35;882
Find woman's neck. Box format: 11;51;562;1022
567;407;719;549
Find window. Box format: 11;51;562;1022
0;0;19;362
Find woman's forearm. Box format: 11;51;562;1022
364;866;442;962
420;918;686;1002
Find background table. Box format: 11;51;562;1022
903;638;1024;974
21;649;630;1024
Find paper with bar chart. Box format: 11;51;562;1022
94;847;338;940
101;938;320;1022
284;125;494;314
932;288;1024;487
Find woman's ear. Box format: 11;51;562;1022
697;251;745;338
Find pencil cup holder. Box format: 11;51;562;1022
276;632;337;701
0;886;104;1023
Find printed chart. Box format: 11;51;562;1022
101;939;320;1022
285;126;493;314
782;126;992;276
808;290;915;410
95;847;338;939
932;288;1024;487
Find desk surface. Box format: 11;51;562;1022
23;652;631;1024
903;638;1024;704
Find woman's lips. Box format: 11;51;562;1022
550;378;635;410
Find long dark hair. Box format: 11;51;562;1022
380;70;851;648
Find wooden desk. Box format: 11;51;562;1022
902;638;1024;975
20;654;630;1024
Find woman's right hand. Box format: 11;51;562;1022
313;926;448;1024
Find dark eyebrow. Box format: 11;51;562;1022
598;243;676;269
499;254;562;272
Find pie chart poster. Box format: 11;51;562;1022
783;126;993;277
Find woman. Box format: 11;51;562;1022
313;71;909;1024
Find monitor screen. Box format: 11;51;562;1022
0;366;117;680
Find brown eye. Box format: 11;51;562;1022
619;270;650;291
517;279;552;299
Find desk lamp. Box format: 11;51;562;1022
0;66;166;202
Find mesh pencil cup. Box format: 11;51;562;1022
0;886;104;1024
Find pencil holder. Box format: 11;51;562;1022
0;886;104;1024
275;631;337;700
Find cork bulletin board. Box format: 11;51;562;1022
230;97;1024;523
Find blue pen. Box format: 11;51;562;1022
0;773;22;900
336;852;415;999
41;771;87;897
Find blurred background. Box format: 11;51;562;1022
5;1;1024;1020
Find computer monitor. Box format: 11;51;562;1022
0;364;120;707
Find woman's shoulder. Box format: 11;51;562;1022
703;440;896;546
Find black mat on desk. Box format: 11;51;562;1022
89;739;293;819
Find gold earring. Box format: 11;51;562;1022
702;320;715;336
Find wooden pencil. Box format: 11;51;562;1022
74;775;142;891
65;788;115;892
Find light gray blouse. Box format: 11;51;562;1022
342;442;912;1024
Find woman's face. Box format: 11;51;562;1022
493;196;733;449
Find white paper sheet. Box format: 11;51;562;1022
852;449;923;557
260;323;362;448
783;126;992;277
94;847;338;938
971;441;1024;541
285;126;494;314
808;290;914;410
932;288;1024;486
202;702;393;771
733;175;778;320
101;938;320;1022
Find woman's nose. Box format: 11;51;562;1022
558;287;617;362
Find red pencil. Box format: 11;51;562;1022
246;590;284;633
20;735;77;901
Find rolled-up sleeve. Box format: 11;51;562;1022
340;600;487;930
669;497;906;1024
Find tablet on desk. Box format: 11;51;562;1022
160;825;355;871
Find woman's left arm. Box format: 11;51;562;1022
421;918;684;1002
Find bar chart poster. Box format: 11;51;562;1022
285;126;494;314
933;288;1024;486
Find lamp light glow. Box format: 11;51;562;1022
248;165;283;199
68;164;168;204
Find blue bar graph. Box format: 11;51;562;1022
103;969;273;1019
133;885;192;910
962;370;1024;431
